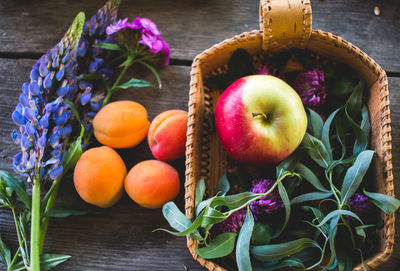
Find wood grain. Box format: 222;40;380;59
0;0;399;72
0;58;207;270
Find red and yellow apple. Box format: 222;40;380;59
215;75;307;165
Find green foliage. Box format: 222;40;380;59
236;210;254;271
195;232;237;259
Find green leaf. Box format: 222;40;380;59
252;222;273;245
236;209;254;271
0;233;11;266
93;42;123;51
364;189;400;214
272;183;290;238
216;173;230;196
307;108;324;139
9;254;71;271
276;147;305;175
41;254;71;271
345;108;368;156
316;209;363;228
337;246;353;271
334;110;348;160
201;207;227;227
253;257;305;271
137;60;162;89
62;131;84;173
251;238;320;261
341;150;374;203
345;80;365;118
301;133;331;168
195;179;206;209
291;192;333;205
117;78;154;89
0;170;31;210
302;206;329;233
195;232;237;259
295;163;329;192
158;202;203;240
360;105;371;138
321;108;341;161
329;80;358;96
44;207;88;218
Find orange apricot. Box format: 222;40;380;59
147;109;188;162
93;100;150;148
74;146;127;208
124;160;180;209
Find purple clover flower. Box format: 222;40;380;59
256;64;285;81
249;179;284;218
106;17;170;66
214;208;247;234
11;14;85;182
348;193;374;223
292;68;327;108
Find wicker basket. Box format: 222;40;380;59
184;0;394;270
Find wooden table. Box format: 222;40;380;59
0;0;399;270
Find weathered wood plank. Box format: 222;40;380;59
0;58;206;270
0;0;399;72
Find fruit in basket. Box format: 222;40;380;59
74;146;127;208
93;100;150;148
124;160;180;208
215;75;307;165
148;110;188;161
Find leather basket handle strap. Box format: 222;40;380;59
259;0;312;52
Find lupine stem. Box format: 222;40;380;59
39;178;61;253
30;179;41;271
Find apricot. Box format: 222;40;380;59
74;146;127;208
124;160;180;209
148;110;188;162
93;100;150;148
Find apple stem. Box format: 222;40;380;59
252;112;268;121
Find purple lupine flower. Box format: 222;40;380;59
214;208;247;234
77;0;120;130
291;68;327;108
347;193;374;223
105;17;170;66
11;14;84;183
249;179;284;219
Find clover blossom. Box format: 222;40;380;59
348;193;374;223
249;179;284;218
292;68;327;108
77;0;120;131
11;14;85;183
106;17;170;66
256;64;285;80
214;208;247;234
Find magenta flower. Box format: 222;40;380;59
249;179;284;218
292;68;327;108
105;17;170;65
256;64;284;80
214;208;247;234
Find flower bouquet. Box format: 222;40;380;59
0;0;169;270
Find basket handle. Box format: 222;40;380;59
259;0;312;52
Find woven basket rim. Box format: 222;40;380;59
185;28;394;271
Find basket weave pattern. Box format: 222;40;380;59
184;1;394;270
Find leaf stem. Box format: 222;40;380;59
11;208;29;269
102;63;130;106
30;179;41;271
7;247;21;271
328;171;341;208
39;177;61;253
